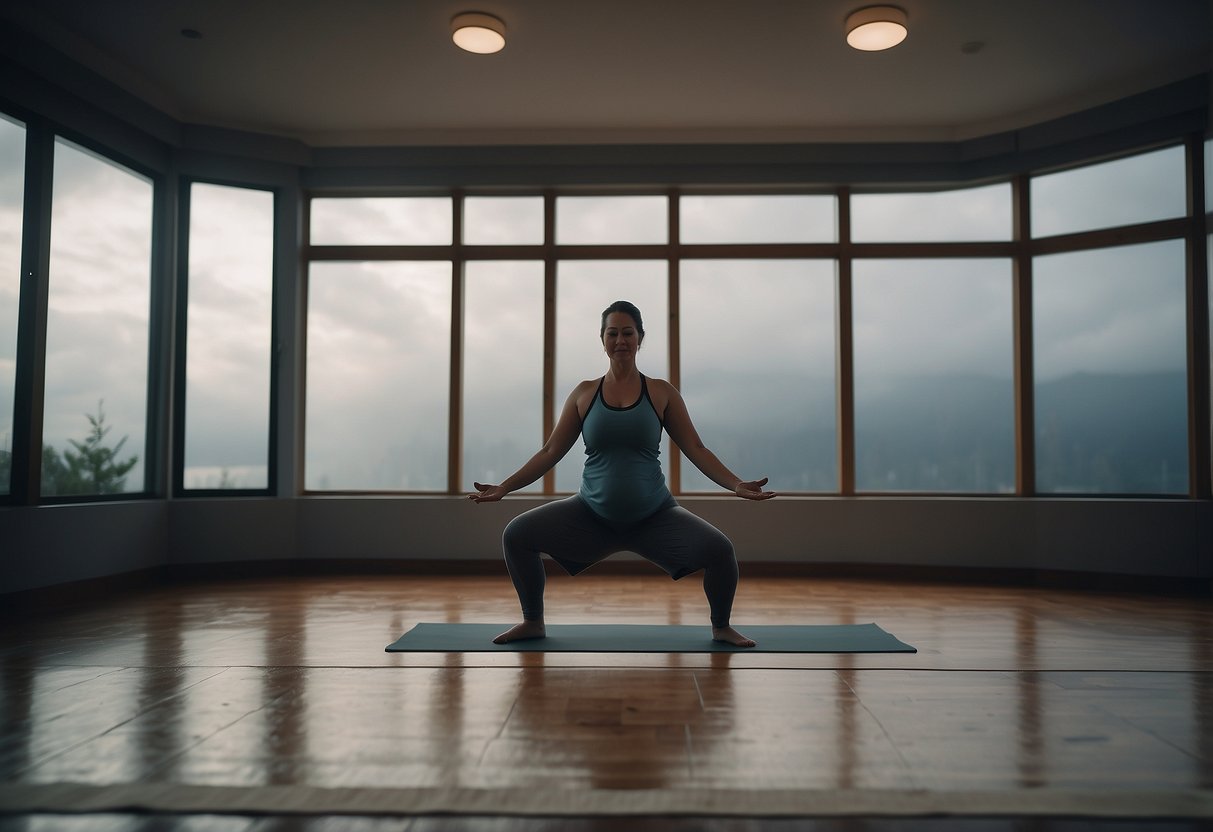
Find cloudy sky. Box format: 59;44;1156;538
0;131;1204;497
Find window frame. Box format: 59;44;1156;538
300;150;1207;499
173;176;280;498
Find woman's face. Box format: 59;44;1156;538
602;311;641;361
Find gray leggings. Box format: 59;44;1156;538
501;496;740;627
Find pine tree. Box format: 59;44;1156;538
43;401;139;495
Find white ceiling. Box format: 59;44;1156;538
3;0;1210;147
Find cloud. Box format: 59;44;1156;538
304;260;452;488
181;184;274;470
681;195;836;243
853;258;1013;384
310;197;451;245
556;196;667;245
1034;240;1186;379
1032;145;1185;237
852;183;1012;242
461;261;546;488
0;116;26;198
464;197;543;245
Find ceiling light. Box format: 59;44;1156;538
845;5;908;51
451;12;506;54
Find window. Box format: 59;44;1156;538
556;196;667;244
41;139;153;497
0;115;24;496
310;197;452;245
681;259;836;491
680;195;836;243
292;163;1203;499
852;183;1012;242
853;259;1014;492
183;183;274;490
462;261;544;491
463;196;544;245
1034;241;1187;494
305;261;451;490
554;260;668;491
1031;146;1186;237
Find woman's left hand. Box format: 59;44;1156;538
734;477;776;500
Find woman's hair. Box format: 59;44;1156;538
600;300;645;343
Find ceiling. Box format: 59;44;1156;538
3;0;1210;147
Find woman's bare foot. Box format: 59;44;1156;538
493;621;546;644
712;626;757;648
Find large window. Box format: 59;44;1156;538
681;195;836;243
0;115;24;496
295;143;1206;498
463;196;544;245
556;196;667;244
4;118;1206;508
41;139;152;497
310;197;451;245
681;259;836;491
1034;241;1188;494
183;183;274;490
1207;138;1212;475
853;259;1014;492
1031;145;1186;237
852;183;1012;242
461;197;546;491
462;260;544;491
305;261;451;490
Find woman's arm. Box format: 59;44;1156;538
468;383;589;502
658;381;776;500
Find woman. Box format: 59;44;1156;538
469;300;775;647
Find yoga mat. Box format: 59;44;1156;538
386;622;916;653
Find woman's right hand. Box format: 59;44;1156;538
468;482;509;503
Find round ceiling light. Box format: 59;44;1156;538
845;5;908;51
451;12;506;54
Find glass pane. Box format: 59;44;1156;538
309;197;452;245
852;183;1012;242
853;259;1014;492
463;261;544;491
464;196;543;244
184;183;274;489
1031;146;1186;237
1034;241;1187;494
42;139;152;496
680;195;836;243
556;196;667;244
0;115;24;496
554;261;668;491
1206;138;1212;212
681;260;836;492
305;261;451;490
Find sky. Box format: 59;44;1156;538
0;130;1204;496
184;183;274;488
41;138;152;492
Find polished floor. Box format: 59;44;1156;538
0;568;1211;830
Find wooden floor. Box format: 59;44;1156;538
1;568;1211;830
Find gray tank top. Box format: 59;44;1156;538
578;375;674;524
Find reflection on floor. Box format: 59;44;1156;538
0;571;1210;830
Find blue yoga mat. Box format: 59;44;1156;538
385;622;916;653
